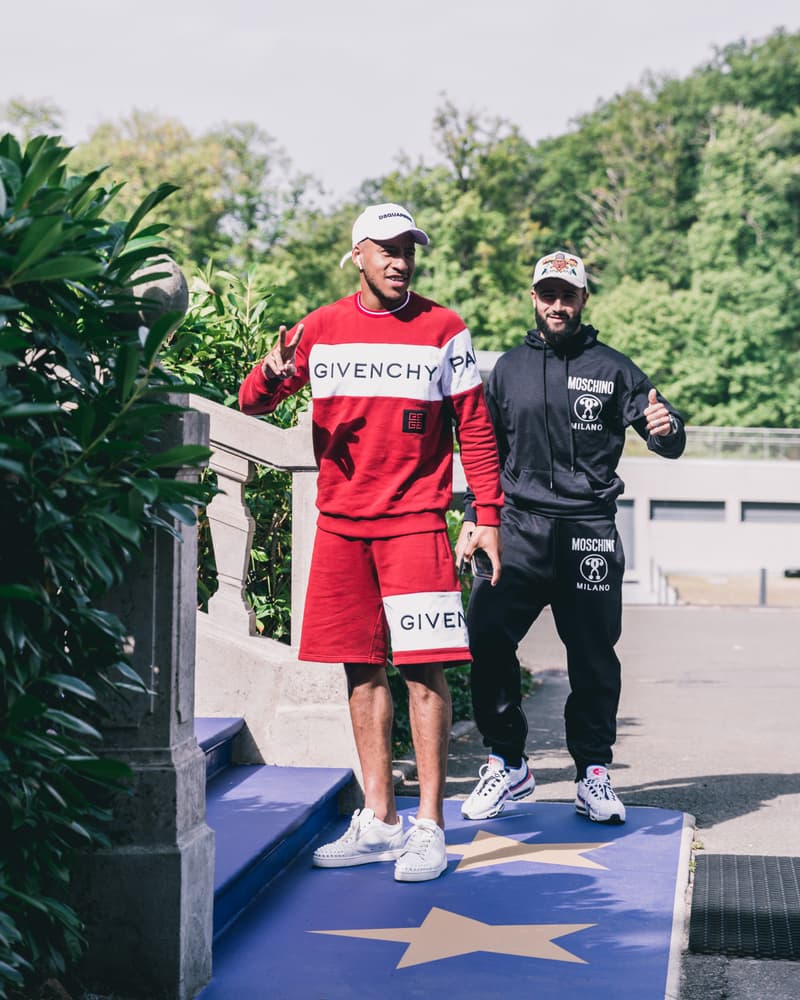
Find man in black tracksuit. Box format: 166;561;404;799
459;250;685;824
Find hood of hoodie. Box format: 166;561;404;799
463;323;685;522
524;323;599;358
486;323;630;517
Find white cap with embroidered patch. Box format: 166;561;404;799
532;250;587;289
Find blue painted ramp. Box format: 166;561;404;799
201;797;691;1000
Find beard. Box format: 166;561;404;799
536;307;583;348
362;268;409;310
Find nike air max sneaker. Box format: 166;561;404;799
575;765;626;824
461;755;536;820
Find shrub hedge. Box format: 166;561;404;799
0;134;210;998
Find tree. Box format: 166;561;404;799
69;112;314;268
366;101;551;349
591;101;800;427
0;99;63;143
579;86;689;288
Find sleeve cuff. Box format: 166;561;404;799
473;505;501;527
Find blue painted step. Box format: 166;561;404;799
194;717;353;940
198;798;692;1000
195;715;244;781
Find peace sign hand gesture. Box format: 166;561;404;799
261;323;304;380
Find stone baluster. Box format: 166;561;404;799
205;446;257;635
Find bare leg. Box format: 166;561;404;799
399;663;451;829
345;662;397;825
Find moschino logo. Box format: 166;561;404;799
567;376;614;394
571;538;615;553
576;552;611;592
574;393;602;422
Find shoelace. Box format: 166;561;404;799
583;776;618;801
474;763;512;796
339;809;371;843
403;820;437;858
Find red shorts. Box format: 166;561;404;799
298;527;469;666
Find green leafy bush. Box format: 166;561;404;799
159;268;310;639
0;134;210;997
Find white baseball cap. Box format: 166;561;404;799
531;250;587;289
339;203;429;268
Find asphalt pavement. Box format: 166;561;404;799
399;604;800;1000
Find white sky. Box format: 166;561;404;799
4;0;800;203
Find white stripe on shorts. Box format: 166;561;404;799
382;591;469;654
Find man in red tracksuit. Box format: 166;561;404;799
239;203;503;882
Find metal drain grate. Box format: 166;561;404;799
689;854;800;960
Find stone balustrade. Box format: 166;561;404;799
188;394;318;645
188;395;361;783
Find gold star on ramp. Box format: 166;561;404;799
450;830;611;872
311;906;594;968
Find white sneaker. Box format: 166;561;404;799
461;755;536;820
575;765;626;824
394;818;448;882
312;808;405;867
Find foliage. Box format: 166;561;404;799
162;266;275;406
9;29;792;430
0;100;63;145
590;99;800;426
159;268;311;638
381;101;551;346
68;112;317;269
0;133;211;996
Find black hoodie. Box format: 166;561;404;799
465;324;685;519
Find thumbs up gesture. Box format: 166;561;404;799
644;388;673;437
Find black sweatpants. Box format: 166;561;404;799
467;505;624;777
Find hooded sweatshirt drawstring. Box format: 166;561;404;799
564;355;576;473
542;347;554;489
538;339;577;492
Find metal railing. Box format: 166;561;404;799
626;425;800;460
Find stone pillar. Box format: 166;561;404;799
70;399;214;1000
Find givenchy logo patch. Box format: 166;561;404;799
403;409;427;434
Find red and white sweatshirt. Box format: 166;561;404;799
239;292;503;538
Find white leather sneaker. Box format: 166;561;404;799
394;817;448;882
312;808;405;867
